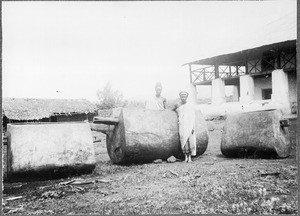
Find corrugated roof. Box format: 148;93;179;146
3;98;97;120
187;40;296;66
184;12;296;66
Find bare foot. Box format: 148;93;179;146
188;155;192;163
184;155;188;163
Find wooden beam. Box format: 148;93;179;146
189;64;193;83
214;64;219;78
93;117;119;125
90;123;111;135
245;53;249;74
277;51;281;69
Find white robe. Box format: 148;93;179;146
176;102;196;156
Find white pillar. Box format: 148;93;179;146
187;83;197;103
239;75;255;103
232;85;239;102
211;78;226;105
271;69;291;114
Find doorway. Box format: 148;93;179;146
262;88;272;100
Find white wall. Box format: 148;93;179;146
196;85;211;99
226;85;239;102
196;85;238;100
252;72;295;103
253;76;272;100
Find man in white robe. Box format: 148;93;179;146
173;91;196;162
145;82;166;110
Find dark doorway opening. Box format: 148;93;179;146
262;88;272;100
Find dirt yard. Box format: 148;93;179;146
2;118;298;215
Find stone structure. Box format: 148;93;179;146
91;108;208;164
221;109;291;158
211;78;226;105
185;40;296;115
6;122;96;181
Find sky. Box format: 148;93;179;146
2;0;297;102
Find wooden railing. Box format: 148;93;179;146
190;64;245;84
189;50;296;84
247;52;296;75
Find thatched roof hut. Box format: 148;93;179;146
3;98;97;121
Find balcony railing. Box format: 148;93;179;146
189;50;296;84
190;64;245;84
248;51;296;75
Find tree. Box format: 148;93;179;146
96;82;125;109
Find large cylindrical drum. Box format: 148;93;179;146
103;108;208;164
7;122;96;181
221;109;291;158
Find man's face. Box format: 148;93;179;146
180;94;188;104
155;87;162;97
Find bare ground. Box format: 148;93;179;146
2;119;298;215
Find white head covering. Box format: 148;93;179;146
155;82;162;89
179;83;197;104
179;91;189;97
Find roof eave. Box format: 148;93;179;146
183;39;296;67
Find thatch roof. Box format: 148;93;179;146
3;98;97;120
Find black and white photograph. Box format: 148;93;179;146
1;0;298;215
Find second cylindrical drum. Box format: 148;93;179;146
221;109;291;158
100;108;208;164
